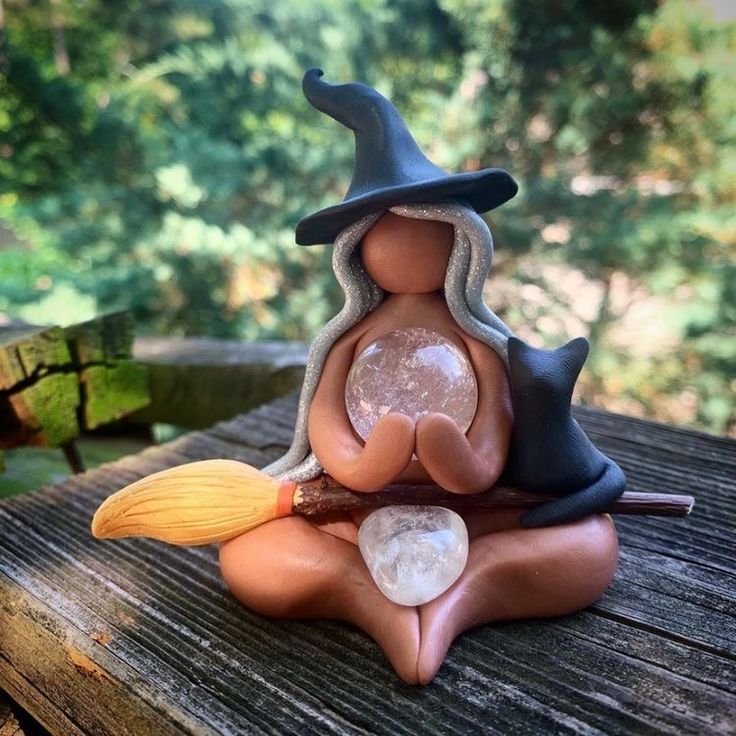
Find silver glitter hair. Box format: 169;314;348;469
263;202;514;481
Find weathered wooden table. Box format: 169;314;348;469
1;394;734;735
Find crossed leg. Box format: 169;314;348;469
219;511;618;684
416;511;618;683
218;513;421;682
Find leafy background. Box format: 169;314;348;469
1;0;734;435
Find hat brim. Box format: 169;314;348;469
295;168;518;245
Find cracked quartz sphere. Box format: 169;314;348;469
345;327;478;440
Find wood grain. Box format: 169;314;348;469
1;393;734;735
0;690;26;736
131;337;307;428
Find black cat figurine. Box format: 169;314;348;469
502;336;626;527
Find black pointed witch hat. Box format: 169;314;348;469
295;69;518;245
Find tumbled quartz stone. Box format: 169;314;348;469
345;327;478;441
358;505;469;606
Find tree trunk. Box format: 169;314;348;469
50;0;70;76
0;0;6;74
580;271;614;404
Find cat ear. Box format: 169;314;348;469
507;336;527;363
554;337;589;382
506;336;532;380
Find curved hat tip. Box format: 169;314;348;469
302;67;325;91
297;68;518;244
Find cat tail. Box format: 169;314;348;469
520;461;626;528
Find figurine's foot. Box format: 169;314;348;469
219;515;422;683
352;596;420;684
415;514;619;683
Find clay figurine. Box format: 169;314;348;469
93;69;626;684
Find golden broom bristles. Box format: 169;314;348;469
91;460;294;546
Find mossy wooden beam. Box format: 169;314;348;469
79;360;149;430
64;311;136;365
0;313;149;454
64;312;149;431
0;326;72;391
4;373;80;448
0;327;80;448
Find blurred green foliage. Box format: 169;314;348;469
0;0;733;434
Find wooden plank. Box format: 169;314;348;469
2;492;734;732
131;337;306;428
2;686;52;736
0;395;734;735
0;691;26;736
573;405;736;572
575;405;736;468
592;547;736;659
0;582;213;736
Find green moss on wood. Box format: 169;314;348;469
1;314;149;450
8;373;80;447
0;327;72;390
80;361;149;429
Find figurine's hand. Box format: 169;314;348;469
333;412;416;492
414;337;513;494
415;413;506;494
308;331;418;492
309;403;415;492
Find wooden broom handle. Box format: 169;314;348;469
293;480;694;518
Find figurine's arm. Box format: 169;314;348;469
308;334;415;492
415;339;512;494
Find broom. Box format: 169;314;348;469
91;459;695;547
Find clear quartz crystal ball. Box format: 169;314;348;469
358;505;469;606
345;327;478;440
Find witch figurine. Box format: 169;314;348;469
93;69;625;684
